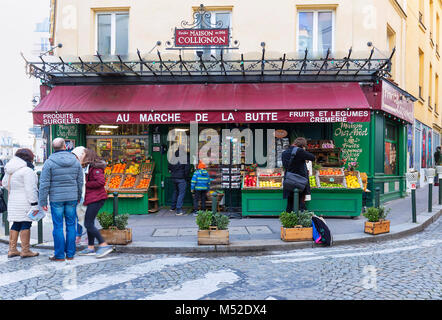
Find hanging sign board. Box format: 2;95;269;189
174;28;229;47
34;110;370;125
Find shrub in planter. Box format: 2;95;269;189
363;207;391;235
195;210;230;245
97;212;132;245
280;211;314;242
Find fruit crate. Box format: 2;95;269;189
309;175;320;188
105;174;124;192
317;174;347;188
141;161;155;174
133;173;152;192
344;170;364;189
317;167;344;176
119;174;138;190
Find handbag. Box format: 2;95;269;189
0;188;7;213
283;147;308;192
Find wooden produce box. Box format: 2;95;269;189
280;226;313;242
344;170;364;189
99;227;132;245
119;174;138;190
105;174;124;192
197;227;229;245
364;220;390;235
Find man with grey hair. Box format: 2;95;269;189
39;137;83;261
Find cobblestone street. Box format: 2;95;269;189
0;217;440;301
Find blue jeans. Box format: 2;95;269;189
171;178;187;210
50;201;77;259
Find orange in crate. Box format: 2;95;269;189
112;163;126;174
108;176;122;189
121;175;136;188
136;178;150;189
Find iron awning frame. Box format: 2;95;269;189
23;47;394;87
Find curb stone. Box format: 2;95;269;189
0;209;440;255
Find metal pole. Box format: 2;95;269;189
411;188;417;223
211;193;217;214
37;171;43;244
3;189;9;236
113;192;118;226
439;177;442;205
375;187;380;208
428;183;433;213
293;188;299;214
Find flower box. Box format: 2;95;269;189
197;226;229;245
99;227;132;245
280;226;313;242
364;220;390;235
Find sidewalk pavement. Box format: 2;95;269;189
1;184;441;254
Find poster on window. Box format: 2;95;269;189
385;142;397;175
407;125;413;169
422;128;427;169
428;131;432;168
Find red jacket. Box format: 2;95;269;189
84;162;108;205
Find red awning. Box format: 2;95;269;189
33;82;371;125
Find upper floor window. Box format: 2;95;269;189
297;10;334;56
97;12;129;55
200;10;231;59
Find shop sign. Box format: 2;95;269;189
275;130;288;138
34;110;371;125
175;28;229;47
381;80;414;123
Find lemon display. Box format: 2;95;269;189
125;164;140;175
345;175;361;188
258;181;282;188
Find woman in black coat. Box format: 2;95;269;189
282;137;315;213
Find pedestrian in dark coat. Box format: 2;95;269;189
282;137;315;213
168;148;191;215
77;149;113;258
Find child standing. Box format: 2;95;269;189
191;161;211;216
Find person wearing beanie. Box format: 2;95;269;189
190;160;211;216
71;146;87;244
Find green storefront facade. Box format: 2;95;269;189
45;103;410;215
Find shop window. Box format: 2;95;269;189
86;124;150;163
97;12;129;55
419;48;424;101
387;25;396;80
297;10;334;56
384;123;398;175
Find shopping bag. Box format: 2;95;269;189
27;207;46;222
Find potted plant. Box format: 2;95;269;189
363;206;391;235
97;211;132;245
280;211;314;242
196;210;230;245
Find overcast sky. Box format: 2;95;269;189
0;0;50;146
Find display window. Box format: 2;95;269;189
384;122;398;175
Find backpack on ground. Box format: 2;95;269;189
312;215;333;247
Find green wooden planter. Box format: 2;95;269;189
99;193;149;215
306;188;363;217
241;188;287;216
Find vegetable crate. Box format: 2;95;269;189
99;227;132;245
364;220;390;235
280;226;313;242
198;226;229;245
